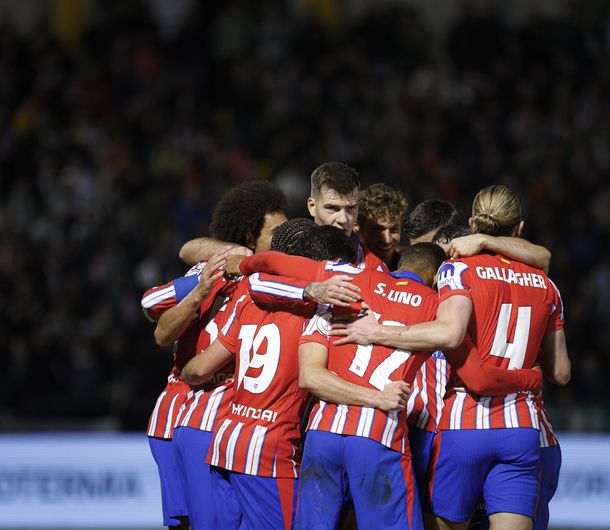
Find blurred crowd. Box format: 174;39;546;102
1;1;609;431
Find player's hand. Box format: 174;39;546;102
194;250;227;300
528;364;543;395
447;234;488;259
332;302;379;345
303;275;361;306
375;381;411;412
224;254;245;276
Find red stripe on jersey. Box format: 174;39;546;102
439;390;539;431
533;394;558;447
146;380;190;439
406;356;448;433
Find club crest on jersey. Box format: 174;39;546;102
437;261;469;291
315;310;333;336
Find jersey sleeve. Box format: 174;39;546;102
141;262;207;321
247;272;310;307
446;335;543;395
437;260;472;303
240;251;321;281
546;279;565;332
217;294;250;353
299;304;332;347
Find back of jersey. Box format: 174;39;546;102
208;293;311;478
305;263;438;453
436;253;563;430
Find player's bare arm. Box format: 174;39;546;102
448;234;551;274
298;342;410;412
539;329;571;386
179;237;252;266
333;297;472;351
181;338;233;386
154;251;227;347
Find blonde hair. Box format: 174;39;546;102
471;185;522;236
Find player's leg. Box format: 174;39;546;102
483;428;540;530
345;436;423;530
295;430;349;529
428;431;491;526
533;444;561;530
210;466;243;530
149;436;189;528
174;426;225;529
229;471;298;530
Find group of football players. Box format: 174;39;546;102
141;162;570;530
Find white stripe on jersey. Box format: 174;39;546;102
221;295;247;335
450;391;467;430
538;407;553;448
330;405;349;433
502;394;519;428
163;394;180;438
356;407;376;437
435;358;447;429
211;419;231;466
415;365;430;430
310;401;327;430
180;390;203;427
147;391;168;436
475;397;491;429
526;395;540;430
200;386;226;431
324;261;363;276
142;285;176;309
548;278;564;321
245;426;267;475
249;273;304;300
225;422;244;469
406;379;420;418
381;411;399;447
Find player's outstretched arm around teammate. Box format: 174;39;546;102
154;250;227;347
299;340;410;412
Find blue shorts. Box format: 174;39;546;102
429;429;540;523
173;426;232;530
148;436;188;526
534;444;561;530
211;467;297;530
408;427;435;512
296;430;423;530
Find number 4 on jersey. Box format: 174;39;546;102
489;303;532;369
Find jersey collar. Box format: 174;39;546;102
389;270;425;285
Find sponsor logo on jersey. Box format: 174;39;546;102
231;402;279;423
437;262;469;291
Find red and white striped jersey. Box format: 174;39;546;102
302;266;436;453
147;379;191;438
206;290;314;478
533;393;559;448
353;238;388;272
436;253;564;431
406;352;448;433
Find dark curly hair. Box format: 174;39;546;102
209;182;287;249
271;218;317;254
432;223;471;246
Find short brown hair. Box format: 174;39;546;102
358;183;408;227
310;162;360;197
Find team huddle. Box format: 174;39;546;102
141;162;570;530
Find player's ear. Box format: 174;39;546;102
245;232;256;252
468;216;475;230
307;196;316;217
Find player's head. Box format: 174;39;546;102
471;185;523;237
270;218;317;255
301;225;356;263
210;181;287;253
396;243;448;288
355;184;408;265
403;199;460;244
307;162;360;237
432;223;472;254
